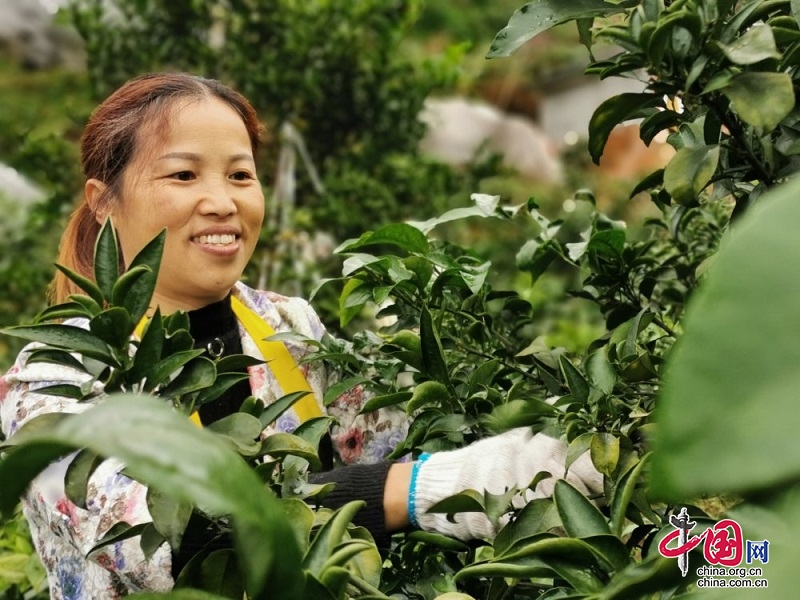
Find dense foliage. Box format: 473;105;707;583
3;0;800;598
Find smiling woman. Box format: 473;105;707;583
0;72;602;598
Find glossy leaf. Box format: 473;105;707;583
585;349;615;395
560;356;589;404
143;350;206;391
663;144;720;204
336;223;429;255
206;413;262;456
588;93;664;164
406;380;449;414
111;265;151;308
2;324;114;364
25;348;88;374
258;390;309;428
64;449;103;509
723;72;795;129
611;453;651;537
260;432;321;471
89;307;133;348
554;479;610;538
55;263;104;308
147;487;192;552
303;500;365;576
479;398;558;434
420;306;450;387
94;218;119;303
487;0;635;58
719;22;780;65
590;432;619;477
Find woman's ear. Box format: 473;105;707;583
85;179;110;224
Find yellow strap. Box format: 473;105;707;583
230;296;321;422
133;296;321;425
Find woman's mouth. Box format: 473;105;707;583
192;233;238;246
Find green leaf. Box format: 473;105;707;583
146;487;192;552
590;432;619;477
585;350;615;395
194;550;244;599
588;93;664;164
36;301;95;322
89;307;133;348
516;238;559;279
420;306;451;387
143;350;206;391
719;21;780;65
215;354;263;373
360;391;412;414
492;537;605;592
25;348;88;374
259;390;310;428
86;522;150;556
652;176;800;499
406;530;470;552
487;0;635;58
599;556;683;599
261;432;321;471
293;417;334;456
55;264;104;308
559;356;589;404
610;453;650;537
479;398;557;434
338;278;370;327
406;381;449;414
192;372;249;407
663;144;720;204
64;449;103;509
94;217;119;303
723;72;795;129
336;223;429;255
454;557;552;581
111;265;151;308
554;479;611;538
494;499;558;556
206;413;262;456
2;324;114;364
303;500;365;576
426;489;485;516
0;394;304;598
565;433;593;473
124;230;166;323
322;376;370;407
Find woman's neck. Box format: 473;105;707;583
148;290;232;316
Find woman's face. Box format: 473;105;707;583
109;97;265;313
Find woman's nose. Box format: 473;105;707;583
198;180;238;215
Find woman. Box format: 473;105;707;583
0;73;601;598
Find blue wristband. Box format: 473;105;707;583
407;452;432;529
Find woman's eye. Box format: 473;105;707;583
171;171;195;181
231;171;254;181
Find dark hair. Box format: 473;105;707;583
51;72;263;304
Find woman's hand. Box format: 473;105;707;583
387;428;602;540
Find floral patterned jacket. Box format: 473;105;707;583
0;282;408;599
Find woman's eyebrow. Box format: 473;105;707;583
156;152;254;163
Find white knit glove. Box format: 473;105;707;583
410;428;603;540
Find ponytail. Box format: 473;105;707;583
48;201;101;305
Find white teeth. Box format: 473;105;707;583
194;234;236;245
